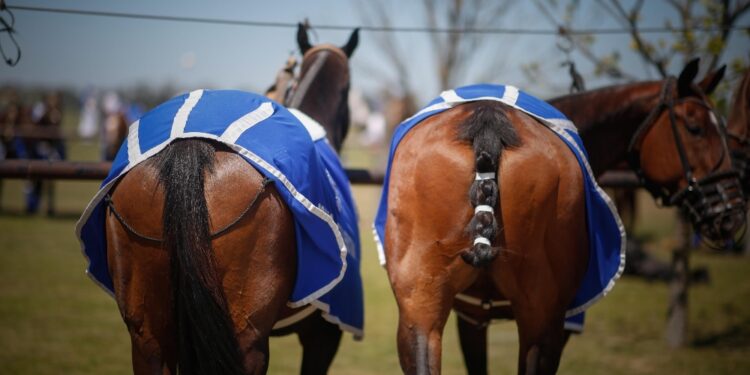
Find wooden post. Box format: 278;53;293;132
665;213;691;347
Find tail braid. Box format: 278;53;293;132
458;102;519;267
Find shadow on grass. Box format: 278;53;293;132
692;318;750;349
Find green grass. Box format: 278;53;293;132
1;138;749;374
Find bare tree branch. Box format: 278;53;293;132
532;0;637;80
356;0;413;96
705;0;750;71
420;0;515;90
608;0;669;77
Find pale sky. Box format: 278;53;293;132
2;0;749;104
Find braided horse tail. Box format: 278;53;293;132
458;102;520;267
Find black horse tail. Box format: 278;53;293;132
156;139;247;375
458;102;520;267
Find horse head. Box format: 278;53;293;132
286;22;359;153
629;58;745;244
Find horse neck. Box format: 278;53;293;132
298;98;339;144
549;82;662;176
295;61;349;153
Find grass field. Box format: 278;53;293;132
1;137;749;374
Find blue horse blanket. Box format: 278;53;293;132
75;89;363;338
373;84;626;321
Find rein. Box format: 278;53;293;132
104;177;272;243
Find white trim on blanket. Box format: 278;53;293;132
310;299;364;340
289;108;327;142
500;85;519;105
170;89;203;138
440;89;463;103
564;321;584;333
373;224;386;265
219;102;275;144
272;305;318;330
126;120;141;164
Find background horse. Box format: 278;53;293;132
552;60;744;244
267;24;362;373
727;68;750;253
97;24;358;374
450;60;746;374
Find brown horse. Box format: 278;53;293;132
97;24;358;374
383;60;745;374
382;93;589;374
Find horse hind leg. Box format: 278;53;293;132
296;312;343;375
389;261;460;375
106;172;178;374
457;315;488;375
514;310;567;375
129;336;177;375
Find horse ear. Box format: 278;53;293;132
677;58;700;97
297;22;312;54
341;28;359;58
698;64;726;95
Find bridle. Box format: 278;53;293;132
286;50;329;108
284;45;351;151
626;77;746;238
285;45;349;109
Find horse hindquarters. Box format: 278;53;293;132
106;140;296;375
490;110;588;374
385;104;502;374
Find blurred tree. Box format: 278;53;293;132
533;0;750;83
356;0;515;98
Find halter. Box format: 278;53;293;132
626;77;745;237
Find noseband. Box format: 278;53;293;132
626;77;745;235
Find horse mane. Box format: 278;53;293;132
548;81;662;133
151;139;247;375
457;101;520;267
